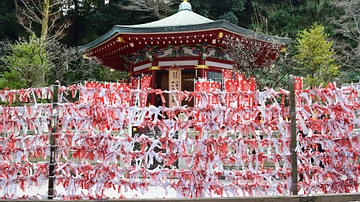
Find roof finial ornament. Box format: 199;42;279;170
179;0;192;11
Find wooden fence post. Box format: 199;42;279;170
48;80;59;199
289;75;298;195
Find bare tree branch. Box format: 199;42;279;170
331;0;360;71
15;0;71;40
122;0;177;19
225;34;293;90
45;39;103;85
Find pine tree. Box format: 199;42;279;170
0;35;50;89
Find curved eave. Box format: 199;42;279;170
80;20;291;52
219;20;292;45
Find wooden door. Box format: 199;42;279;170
181;71;195;107
156;71;195;107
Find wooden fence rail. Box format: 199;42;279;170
0;193;359;202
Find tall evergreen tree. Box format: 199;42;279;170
294;24;339;88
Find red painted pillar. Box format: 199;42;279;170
149;59;160;106
196;53;208;78
128;62;134;82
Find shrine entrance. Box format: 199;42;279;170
156;70;195;107
181;71;195;107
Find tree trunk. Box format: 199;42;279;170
71;0;80;45
357;36;360;57
41;0;50;40
13;0;19;10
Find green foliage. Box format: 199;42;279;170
248;0;339;38
219;11;238;25
338;69;360;85
190;0;246;23
0;35;50;89
0;1;25;41
0;70;27;90
294;24;340;88
96;67;129;83
0;35;129;90
63;0;134;45
0;0;343;47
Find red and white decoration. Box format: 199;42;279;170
81;81;131;105
0;81;359;199
195;79;221;106
294;77;303;91
224;74;256;110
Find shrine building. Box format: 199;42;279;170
81;0;291;107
